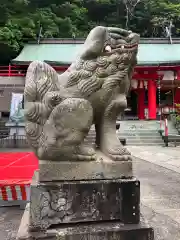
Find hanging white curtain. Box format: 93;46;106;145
10;93;23;117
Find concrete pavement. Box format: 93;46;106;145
134;157;180;240
128;146;180;239
0;206;23;240
128;145;180;174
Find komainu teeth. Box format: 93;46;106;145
105;45;112;52
121;45;125;49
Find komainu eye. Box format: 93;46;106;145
104;45;112;52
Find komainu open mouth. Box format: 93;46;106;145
123;43;139;49
104;27;140;53
104;43;138;53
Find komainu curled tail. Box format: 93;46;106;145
24;61;96;161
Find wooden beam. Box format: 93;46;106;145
136;65;180;71
132;73;162;80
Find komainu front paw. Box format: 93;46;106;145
102;142;132;161
71;144;97;161
107;152;132;161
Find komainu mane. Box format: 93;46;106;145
24;26;139;161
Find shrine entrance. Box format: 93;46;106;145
125;90;138;120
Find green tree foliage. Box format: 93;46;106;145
0;0;179;62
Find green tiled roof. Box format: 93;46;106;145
12;43;81;65
138;43;180;65
12;41;180;66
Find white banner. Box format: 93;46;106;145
10;93;23;117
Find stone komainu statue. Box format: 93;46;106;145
24;26;139;161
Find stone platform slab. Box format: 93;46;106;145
29;174;140;230
39;151;133;181
17;204;154;240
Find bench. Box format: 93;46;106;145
116;122;126;145
164;134;180;147
0;132;9;139
119;138;126;146
116;123;120;130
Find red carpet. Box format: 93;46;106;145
0;152;38;186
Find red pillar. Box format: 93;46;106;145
148;80;156;119
174;88;180;104
138;89;145;119
8;64;11;77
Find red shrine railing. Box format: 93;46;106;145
0;65;27;76
0;64;180;78
0;65;70;77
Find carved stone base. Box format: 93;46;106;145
39;151;133;182
29;172;140;230
17;204;154;240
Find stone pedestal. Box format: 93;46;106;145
29;175;140;230
17;152;154;240
39;151;133;181
18;205;154;240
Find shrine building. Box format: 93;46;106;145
0;38;180;120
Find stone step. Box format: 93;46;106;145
86;123;165;146
117;120;165;146
125;139;163;142
84;139;163;146
87;134;161;137
122;143;163;145
119;133;162;137
119;120;178;134
118;129;161;132
125;138;163;143
126;142;163;145
127;141;163;143
86;134;162;139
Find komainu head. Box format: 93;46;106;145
81;26;139;60
66;26;140;96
